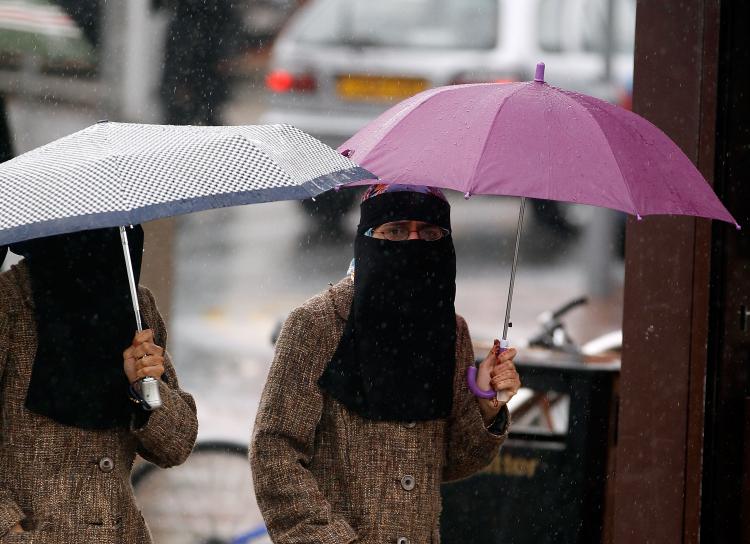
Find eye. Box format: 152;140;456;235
421;228;444;241
385;226;409;239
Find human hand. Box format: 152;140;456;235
123;329;165;384
476;340;521;424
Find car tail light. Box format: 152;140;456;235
618;89;633;111
266;70;317;93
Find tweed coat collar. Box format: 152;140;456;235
2;260;32;310
327;276;354;322
13;261;33;307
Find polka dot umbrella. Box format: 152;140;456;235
0;121;372;408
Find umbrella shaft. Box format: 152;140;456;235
502;197;526;341
120;226;143;332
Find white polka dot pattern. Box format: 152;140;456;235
0;122;372;244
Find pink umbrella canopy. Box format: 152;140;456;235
340;63;738;228
339;63;738;402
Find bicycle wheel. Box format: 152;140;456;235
132;441;270;544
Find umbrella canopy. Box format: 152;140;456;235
0;120;372;411
338;62;738;402
0;121;372;246
340;63;738;228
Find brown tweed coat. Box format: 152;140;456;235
251;277;509;544
0;262;198;543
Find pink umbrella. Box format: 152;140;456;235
339;62;739;401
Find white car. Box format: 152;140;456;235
262;0;635;149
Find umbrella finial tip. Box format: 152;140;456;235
735;223;742;231
534;62;545;83
464;192;471;200
333;184;341;192
96;118;109;124
341;148;354;158
636;213;643;221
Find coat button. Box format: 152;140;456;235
397;537;410;544
403;421;417;429
98;457;114;473
400;475;415;491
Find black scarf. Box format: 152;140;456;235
10;226;146;430
319;191;457;421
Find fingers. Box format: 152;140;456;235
124;341;163;364
122;345;136;363
135;361;165;380
491;374;521;393
498;347;517;363
132;341;164;359
491;368;518;381
489;344;521;394
490;350;517;378
132;328;154;346
133;354;165;381
123;332;166;383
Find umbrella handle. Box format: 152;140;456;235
467;339;512;403
120;226;163;411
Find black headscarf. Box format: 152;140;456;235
9;226;146;430
319;191;457;421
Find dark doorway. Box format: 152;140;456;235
701;0;750;541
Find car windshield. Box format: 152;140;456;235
291;0;498;50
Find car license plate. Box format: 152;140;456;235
336;75;428;102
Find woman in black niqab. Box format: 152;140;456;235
319;186;457;422
9;226;146;429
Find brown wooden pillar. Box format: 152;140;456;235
613;1;721;542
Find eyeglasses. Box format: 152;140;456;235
365;221;451;242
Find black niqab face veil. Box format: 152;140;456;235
319;191;457;421
10;226;145;430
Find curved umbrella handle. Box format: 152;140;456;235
467;366;496;399
467;340;513;402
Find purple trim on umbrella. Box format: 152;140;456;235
467;366;496;399
468;343;514;400
0;166;374;246
534;62;545;83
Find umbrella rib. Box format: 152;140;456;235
364;86;469;162
467;83;530;195
100;122;130;223
555;91;642;217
